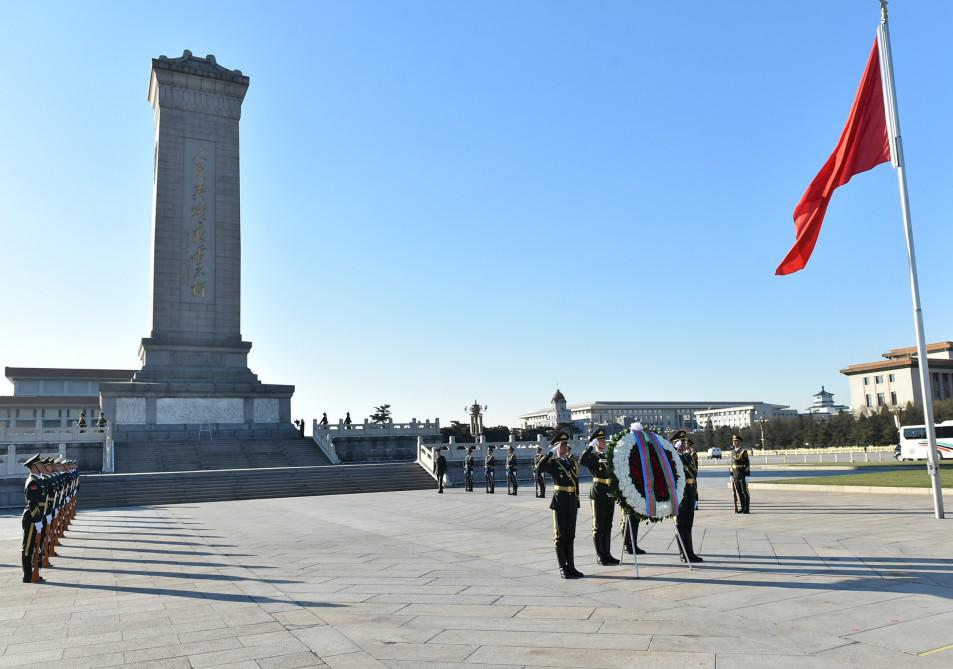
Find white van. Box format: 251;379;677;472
896;421;953;461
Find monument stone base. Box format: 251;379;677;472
99;379;294;440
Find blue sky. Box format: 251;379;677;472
2;1;951;427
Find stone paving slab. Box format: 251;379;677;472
2;485;953;667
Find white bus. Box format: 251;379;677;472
897;421;953;461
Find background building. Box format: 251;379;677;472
693;403;797;431
519;390;759;434
1;367;133;430
841;342;953;414
805;386;849;419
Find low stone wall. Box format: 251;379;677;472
332;434;443;463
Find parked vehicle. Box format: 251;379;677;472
896;421;953;461
707;447;722;460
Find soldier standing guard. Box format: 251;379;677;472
484;445;496;493
463;446;473;492
672;431;703;562
580;428;620;565
536;430;584;578
21;454;46;583
533;446;546;498
463;446;475;491
96;411;107;433
433;447;447;494
505;445;519;495
730;434;751;513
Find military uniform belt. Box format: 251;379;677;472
593;477;612;485
685;478;696;484
554;485;576;494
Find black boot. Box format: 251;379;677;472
565;543;584;578
22;555;31;583
601;532;620;565
684;531;703;562
556;545;575;579
593;536;606;565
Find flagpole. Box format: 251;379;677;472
877;0;944;519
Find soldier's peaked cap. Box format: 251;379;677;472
589;427;606;441
670;430;688;442
23;454;42;468
42;457;56;464
550;429;570;445
731;434;743;442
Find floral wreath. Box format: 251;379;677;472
606;427;685;522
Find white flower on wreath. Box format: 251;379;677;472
611;429;685;521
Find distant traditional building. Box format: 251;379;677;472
841;341;953;414
805;386;849;419
518;390;758;434
1;367;133;430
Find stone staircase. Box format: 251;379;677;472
77;462;436;509
115;436;332;473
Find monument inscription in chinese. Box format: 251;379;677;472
183;138;215;302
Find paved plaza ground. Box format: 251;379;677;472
2;482;953;668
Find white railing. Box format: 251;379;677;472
0;424;108;444
102;425;115;473
316;418;441;437
310;427;340;464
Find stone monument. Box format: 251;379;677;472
100;51;293;436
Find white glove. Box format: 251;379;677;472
46;514;52;525
550;446;558;454
34;522;43;533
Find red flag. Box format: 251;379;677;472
776;38;891;275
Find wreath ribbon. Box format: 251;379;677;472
633;430;657;517
633;430;680;516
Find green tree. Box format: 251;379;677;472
369;404;392;424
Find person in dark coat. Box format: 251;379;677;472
433;447;448;493
533;446;546;498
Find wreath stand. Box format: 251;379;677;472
622;516;693;579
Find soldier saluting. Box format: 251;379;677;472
533;446;546;498
463;446;475;492
730;434;751;514
505;445;519;495
672;430;703;562
21;454;46;583
580;427;620;565
484;445;496;494
536;430;584;579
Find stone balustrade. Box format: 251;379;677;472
0;425;113;477
314;418;441;437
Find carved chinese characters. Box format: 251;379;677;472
182;138;216;303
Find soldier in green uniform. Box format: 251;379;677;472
672;431;703;562
21;454;46;583
505;445;519;495
536;430;584;578
463;446;475;492
580;427;620;565
730;434;751;513
484;445;496;494
533;446;546;498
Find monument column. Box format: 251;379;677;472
99;51;293;437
